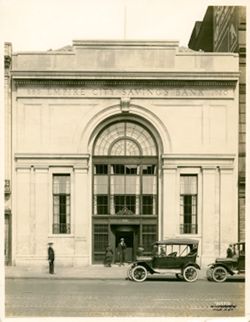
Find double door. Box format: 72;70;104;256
111;225;139;263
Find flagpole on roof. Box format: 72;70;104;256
123;2;127;40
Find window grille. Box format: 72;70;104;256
180;175;198;234
93;224;109;262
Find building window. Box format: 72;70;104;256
142;225;157;254
142;195;155;215
93;224;109;262
53;174;71;234
93;163;157;216
180;175;198;234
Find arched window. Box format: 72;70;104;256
94;121;157;156
92;120;158;262
93;121;158;216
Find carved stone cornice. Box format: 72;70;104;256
13;78;237;87
15;153;90;169
11;69;240;84
15;153;90;160
162;154;235;169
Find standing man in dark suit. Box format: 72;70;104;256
48;242;55;274
117;238;127;266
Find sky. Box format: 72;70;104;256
1;0;247;52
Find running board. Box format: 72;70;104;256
153;269;182;275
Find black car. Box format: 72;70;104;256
127;239;200;282
206;242;245;282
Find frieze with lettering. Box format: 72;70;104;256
17;86;234;98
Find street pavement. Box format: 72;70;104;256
5;264;245;318
5;278;245;317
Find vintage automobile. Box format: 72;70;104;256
127;239;200;282
206;242;245;283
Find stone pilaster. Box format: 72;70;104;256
15;167;31;260
34;166;49;258
219;166;237;254
201;166;218;266
73;159;90;266
162;164;178;238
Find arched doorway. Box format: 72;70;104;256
92;119;159;264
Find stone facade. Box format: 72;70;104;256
5;40;239;267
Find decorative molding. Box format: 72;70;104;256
116;207;134;216
120;97;130;113
201;166;218;171
15;154;90;170
13;76;238;86
162;154;235;169
72;40;180;48
4;179;11;196
162;165;178;171
15;153;90;160
162;154;235;161
15;81;236;100
34;165;49;171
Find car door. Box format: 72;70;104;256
238;243;245;272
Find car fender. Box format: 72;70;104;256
134;261;155;274
207;263;215;269
212;263;234;275
182;262;200;270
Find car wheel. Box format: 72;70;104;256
183;266;198;282
212;266;228;283
175;273;184;280
127;264;135;281
131;265;147;282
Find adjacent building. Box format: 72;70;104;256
4;40;239;267
188;5;246;242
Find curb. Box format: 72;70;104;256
5;276;126;280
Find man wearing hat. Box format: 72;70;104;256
48;242;55;274
117;238;127;266
227;244;234;258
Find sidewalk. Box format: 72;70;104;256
5;264;129;280
5;264;207;280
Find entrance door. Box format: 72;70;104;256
115;231;134;263
111;225;139;263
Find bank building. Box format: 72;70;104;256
4;40;240;268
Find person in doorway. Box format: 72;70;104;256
227;244;234;258
104;244;113;267
137;244;144;258
48;242;55;274
117;238;127;266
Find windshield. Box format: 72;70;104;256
152;244;197;257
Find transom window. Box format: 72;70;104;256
94;121;157;156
